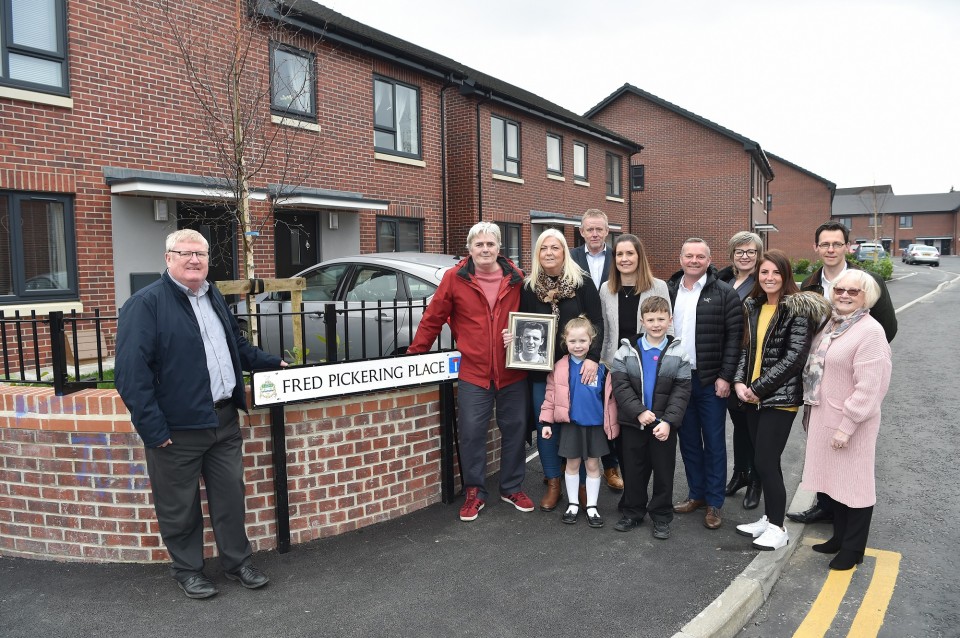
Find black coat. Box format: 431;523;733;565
800;264;898;343
666;266;743;387
733;292;830;408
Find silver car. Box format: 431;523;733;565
234;253;459;363
902;245;940;266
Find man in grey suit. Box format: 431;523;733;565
569;208;622;491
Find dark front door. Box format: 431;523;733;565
275;211;320;278
176;202;237;283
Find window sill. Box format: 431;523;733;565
605;195;625;203
375;152;426;168
0;85;73;109
271;114;321;132
574;179;590;187
547;174;565;182
492;173;524;185
1;300;84;316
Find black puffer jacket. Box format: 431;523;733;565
666;266;743;387
733;292;831;408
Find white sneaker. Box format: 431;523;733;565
752;524;789;551
736;515;769;538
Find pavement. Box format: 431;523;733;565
0;428;815;638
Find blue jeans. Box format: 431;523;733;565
532;380;564;479
677;372;728;508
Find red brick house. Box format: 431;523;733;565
0;0;640;322
766;153;836;259
585;84;775;278
832;186;959;256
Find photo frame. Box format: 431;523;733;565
506;312;557;372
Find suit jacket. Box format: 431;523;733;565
570;244;611;289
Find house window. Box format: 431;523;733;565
836;216;852;229
899;215;913;228
0;192;76;303
546;134;562;174
573;143;587;180
491;115;520;176
374;77;420;158
501;223;521;264
867;216;881;228
377;217;423;252
605;153;622;197
0;0;68;94
270;43;315;119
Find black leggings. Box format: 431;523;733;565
746;407;797;527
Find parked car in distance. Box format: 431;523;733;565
902;245;940;266
233;253;459;363
853;242;887;262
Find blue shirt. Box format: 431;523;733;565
639;336;664;410
568;356;606;427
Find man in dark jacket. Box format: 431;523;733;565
667;238;743;529
407;221;533;522
787;221;898;525
116;229;285;599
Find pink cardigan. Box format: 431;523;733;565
800;316;892;508
538;355;620;439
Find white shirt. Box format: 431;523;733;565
585;247;607;288
820;263;849;299
171;275;236;402
673;273;706;370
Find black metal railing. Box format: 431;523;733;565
1;301;454;395
0;309;116;395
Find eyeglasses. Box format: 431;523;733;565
733;249;758;258
168;250;209;260
817;242;847;250
833;287;862;297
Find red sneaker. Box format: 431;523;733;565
459;487;485;521
500;491;535;512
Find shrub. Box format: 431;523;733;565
857;256;893;281
792;258;811;275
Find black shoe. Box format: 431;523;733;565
614;516;642;532
585;506;603;528
725;471;750;496
225;564;270;589
786;505;833;524
178;574;219;599
812;538;842;554
561;505;579;525
829;550;864;570
743;481;762;510
652;520;671;540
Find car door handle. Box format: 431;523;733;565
375;313;394;322
308;312;324;320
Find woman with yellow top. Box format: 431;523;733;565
732;250;830;551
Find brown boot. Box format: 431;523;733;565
604;467;624;491
540;477;561;512
579;484;587;509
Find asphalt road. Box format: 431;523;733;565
739;256;960;638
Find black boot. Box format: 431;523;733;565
743;479;762;510
725;471;749;496
829;550;864;570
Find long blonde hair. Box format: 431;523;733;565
526;228;584;289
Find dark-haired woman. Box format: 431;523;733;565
733;250;829;551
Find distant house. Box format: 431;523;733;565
766;153;836;259
833;186;960;255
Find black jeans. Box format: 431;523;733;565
746;407;797;527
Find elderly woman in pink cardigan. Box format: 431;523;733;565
800;269;892;571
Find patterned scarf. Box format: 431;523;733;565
802;306;870;405
534;270;577;320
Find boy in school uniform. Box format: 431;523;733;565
610;296;692;539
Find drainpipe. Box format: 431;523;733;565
439;76;453;255
466;85;490;223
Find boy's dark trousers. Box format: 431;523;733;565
619;424;677;522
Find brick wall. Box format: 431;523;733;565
0;384;497;563
766;157;834;261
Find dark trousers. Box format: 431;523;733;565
816;492;836;513
729;407;756;478
746;407;796;527
144;405;252;581
457;379;529;500
678;372;728;507
620;424;676;523
832;502;874;556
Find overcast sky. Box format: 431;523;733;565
324;0;958;195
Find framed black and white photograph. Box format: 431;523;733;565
506;312;557;372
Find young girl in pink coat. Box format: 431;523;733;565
539;316;618;528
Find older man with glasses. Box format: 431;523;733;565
787;221;897;525
116;229;287;599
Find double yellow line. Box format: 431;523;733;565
793;538;902;638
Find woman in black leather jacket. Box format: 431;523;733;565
732;250;829;552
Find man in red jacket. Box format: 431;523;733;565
407;222;534;521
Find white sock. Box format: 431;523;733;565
564;472;579;508
586;475;601;508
